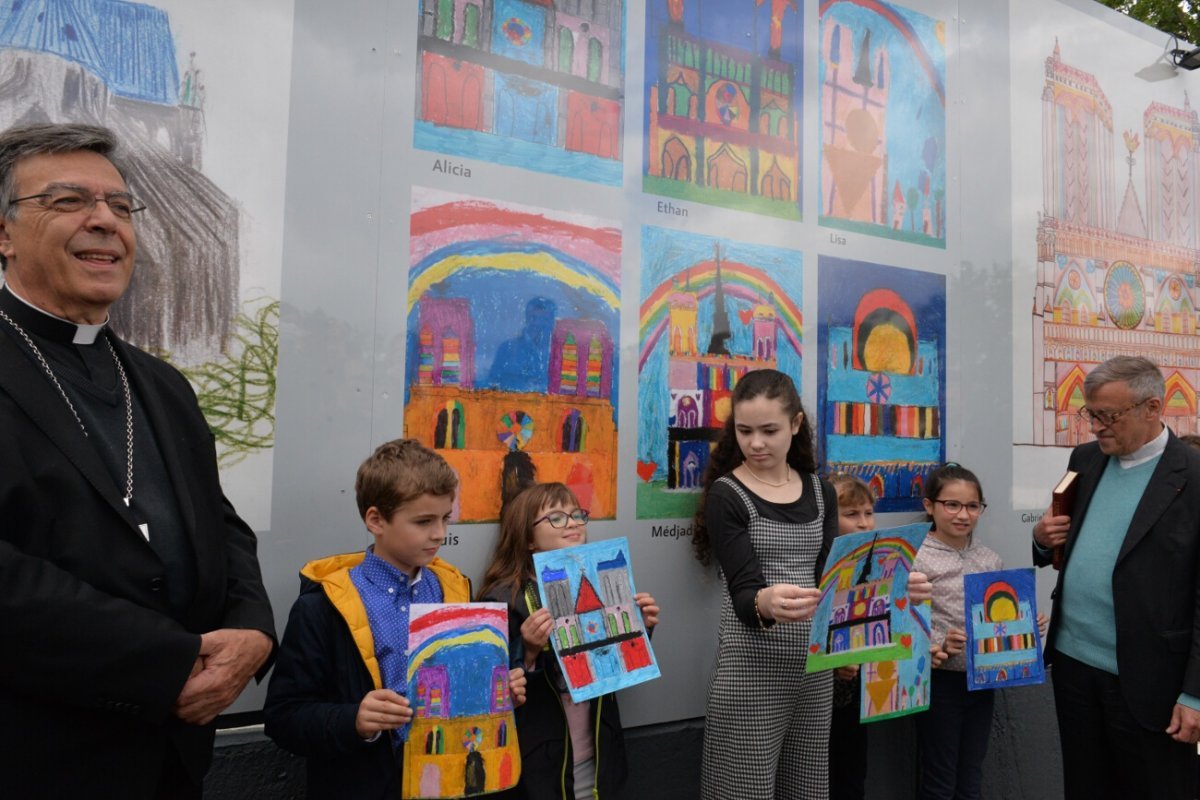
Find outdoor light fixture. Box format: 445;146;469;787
1171;45;1200;70
1135;34;1187;82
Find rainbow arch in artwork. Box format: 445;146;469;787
817;533;923;594
409;247;619;314
409;198;621;314
406;625;509;684
638;261;803;370
819;0;945;104
807;522;928;672
408;605;509;648
1164;371;1197;415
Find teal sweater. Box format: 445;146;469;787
1056;456;1158;674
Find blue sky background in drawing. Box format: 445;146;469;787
817;255;945;466
637;225;802;471
819;0;946;228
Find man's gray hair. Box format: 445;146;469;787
1084;356;1165;401
0;123;126;222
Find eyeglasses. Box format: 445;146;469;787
533;509;590;528
11;187;146;220
1076;398;1149;427
932;499;987;515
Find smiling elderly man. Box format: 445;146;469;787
0;123;274;798
1034;355;1200;800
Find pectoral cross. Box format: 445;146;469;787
125;497;150;541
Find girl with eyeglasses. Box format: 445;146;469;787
912;463;1046;800
478;482;659;799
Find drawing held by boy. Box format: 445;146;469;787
826;472;933;800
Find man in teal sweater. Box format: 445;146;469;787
1034;356;1200;800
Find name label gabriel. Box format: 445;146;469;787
433;158;472;178
650;523;692;539
1020;512;1043;524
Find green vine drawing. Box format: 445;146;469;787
178;297;279;467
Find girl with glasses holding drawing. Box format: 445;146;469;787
478;482;660;799
913;463;1046;800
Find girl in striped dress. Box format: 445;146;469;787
693;369;837;800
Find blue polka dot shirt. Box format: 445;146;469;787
349;547;443;745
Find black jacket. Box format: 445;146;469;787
1035;432;1200;730
484;581;629;800
0;307;275;797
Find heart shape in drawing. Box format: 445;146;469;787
809;644;820;654
737;308;754;325
636;461;658;482
895;598;907;610
900;634;913;648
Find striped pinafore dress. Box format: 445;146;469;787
700;473;833;800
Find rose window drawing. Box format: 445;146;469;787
1103;262;1145;330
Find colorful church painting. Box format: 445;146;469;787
533;538;660;703
406;189;621;522
415;0;624;185
1027;42;1200;446
636;226;803;519
818;256;945;513
964;568;1044;690
808;522;927;672
403;603;520;799
819;0;947;247
860;601;931;722
643;0;803;220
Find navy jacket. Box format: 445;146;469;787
264;552;471;799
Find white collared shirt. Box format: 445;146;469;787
1117;424;1168;470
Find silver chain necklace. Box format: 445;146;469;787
0;307;134;506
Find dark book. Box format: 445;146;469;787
1050;470;1078;570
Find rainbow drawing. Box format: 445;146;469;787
635;225;803;520
807;522;928;672
402;603;520;799
405;188;621;523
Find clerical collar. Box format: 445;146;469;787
1118;424;1168;469
0;283;108;344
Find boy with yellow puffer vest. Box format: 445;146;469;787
265;439;527;799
